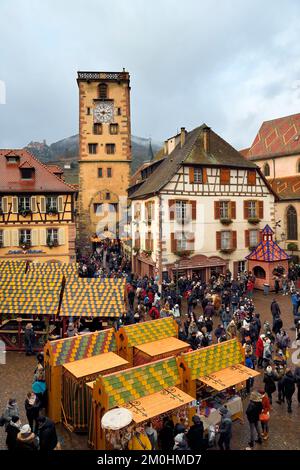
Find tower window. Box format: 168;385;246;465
98;83;108;99
263;163;270;177
107;168;112;178
117;108;122;116
20;168;34;180
87;107;91;115
93;123;102;135
88;143;98;154
109;124;119;135
105;192;110;200
98;168;103;178
106;144;115;155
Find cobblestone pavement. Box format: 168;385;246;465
0;290;299;450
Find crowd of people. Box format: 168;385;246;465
0;353;58;451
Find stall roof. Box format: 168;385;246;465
136;337;188;357
46;329;117;366
63;352;128;379
122;386;194;423
199;364;260;391
120;317;178;347
60;278;125;318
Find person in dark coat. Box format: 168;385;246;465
294;366;300;405
218;406;232;450
263;366;277;404
24;323;35;356
246;391;263;448
36;416;58;450
25;392;40;433
204;302;215;318
282;369;296;413
5;415;21;450
186;415;205;452
16;424;39;450
158;417;174;451
270;300;281;328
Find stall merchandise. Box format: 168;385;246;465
44;328;117;423
62;352;129;432
91;356;194;450
116;317;188;366
177;339;260;425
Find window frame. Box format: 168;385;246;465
93;123;102;135
106;143;116;155
98;168;103;178
109;123;119;135
19;229;31;246
220;230;231;250
47;228;58;244
175;200;188;223
107;168;112;178
220;201;230;219
18;196;31;212
88;143;98;154
46;196;58;211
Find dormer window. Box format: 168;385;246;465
6;155;20;164
21;168;34;180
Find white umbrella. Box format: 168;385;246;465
101;408;133;430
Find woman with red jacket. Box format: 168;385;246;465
255;334;265;368
258;389;271;440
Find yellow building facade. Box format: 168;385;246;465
77;71;131;252
0;150;77;264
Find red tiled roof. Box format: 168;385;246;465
47;164;63;174
0;149;76;193
166;254;226;269
246;225;290;262
270;175;300;200
246;113;300;160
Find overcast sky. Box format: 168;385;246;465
1;0;300;150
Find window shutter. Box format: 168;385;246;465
58;227;66;246
31;196;37;213
216;231;221;250
245;230;250;247
247;170;256;185
220;168;230;184
233;261;239;279
171;232;176;252
3;230;11;247
188;232;195;251
2;197;8;213
169;200;175;220
214;201;220;219
58;196;64;213
232;231;237;249
202;168;208;184
230;201;236;219
11;229;19;246
258;200;264;219
259;230;263;242
12;196;18;214
244;201;248;219
40;196;46;213
31;229;39;246
39;228;47;246
189;168;194;184
191;201;197;220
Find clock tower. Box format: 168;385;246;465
77;70;131;252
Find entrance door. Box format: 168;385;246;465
192;268;206;281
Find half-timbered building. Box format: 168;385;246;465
0;149;77;263
129;125;276;281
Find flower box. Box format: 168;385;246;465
287;242;298;251
220;248;235;254
248;217;260;225
220;218;233;225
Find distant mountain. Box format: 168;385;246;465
25;134;162;184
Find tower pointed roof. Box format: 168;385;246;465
148;138;154;161
246;225;290;262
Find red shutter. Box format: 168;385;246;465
216;231;221;250
258;200;264;219
171;233;176;252
191;201;197;220
188;232;195;251
220;168;230;184
214;201;220;219
259;230;263;242
189;168;194;184
232;231;237;249
231;201;236;219
233;261;238;279
247;170;256;185
169;200;175;220
244;201;248;219
202;168;208;183
245;230;250;247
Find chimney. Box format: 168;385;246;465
180;127;186;148
203;126;211;153
164;141;168;155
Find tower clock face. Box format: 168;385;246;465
94;102;114;123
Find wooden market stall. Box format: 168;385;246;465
177;339;260;429
62;352;129;432
44;328;117;423
90;356;194;450
0;270;63;351
116;317;189;366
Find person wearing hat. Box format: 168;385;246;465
173;432;189;450
218;406;232;450
128;425;152;450
24;323;35;356
263;366;277;404
36;415;58;450
186;415;205;452
16;424;39;450
5;415;21;450
1;398;19;431
245;391;263;449
66;321;78;338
